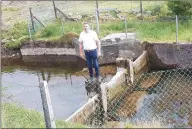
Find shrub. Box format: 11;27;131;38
167;1;192;16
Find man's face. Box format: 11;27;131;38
84;24;89;31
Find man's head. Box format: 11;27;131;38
83;22;90;32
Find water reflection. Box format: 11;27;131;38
2;57;116;119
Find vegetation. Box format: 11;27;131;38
167;1;192;16
2;1;192;49
3;7;20;12
2;102;87;128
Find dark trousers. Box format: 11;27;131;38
84;49;99;78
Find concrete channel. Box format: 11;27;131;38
64;43;192;128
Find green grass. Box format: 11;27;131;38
3;7;20;12
2;17;192;49
2;103;87;128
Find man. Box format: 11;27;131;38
78;22;101;81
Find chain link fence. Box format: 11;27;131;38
70;68;192;128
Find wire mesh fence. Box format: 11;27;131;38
72;68;192;128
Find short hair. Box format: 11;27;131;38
83;22;89;26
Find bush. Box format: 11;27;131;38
167;1;192;16
3;21;28;40
58;32;79;45
144;3;170;17
5;36;29;49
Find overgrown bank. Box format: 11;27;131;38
2;18;192;49
2;103;87;128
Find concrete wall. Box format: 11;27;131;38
145;43;192;70
20;48;76;56
64;51;150;125
65;95;99;124
65;68;127;124
133;51;149;74
73;38;144;65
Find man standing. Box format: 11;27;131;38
78;22;101;81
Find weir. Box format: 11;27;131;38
65;43;192;128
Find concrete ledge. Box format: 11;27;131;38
20;48;76;56
133;51;148;74
65;95;99;123
106;69;127;102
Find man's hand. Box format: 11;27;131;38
97;51;101;57
80;53;85;59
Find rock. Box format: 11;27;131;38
76;15;82;20
68;12;73;17
117;14;124;20
136;13;142;17
82;68;88;72
125;10;132;14
131;9;140;15
145;10;152;16
105;13;111;17
115;9;121;14
11;54;15;57
82;14;88;18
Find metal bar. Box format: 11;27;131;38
124;17;128;40
53;1;57;19
61;19;64;34
39;81;56;128
140;0;143;16
96;0;99;19
27;19;32;41
95;9;99;35
29;7;35;31
176;15;178;44
33;15;45;27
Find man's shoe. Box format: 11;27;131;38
96;76;102;82
89;77;94;82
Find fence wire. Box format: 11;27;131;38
76;68;192;128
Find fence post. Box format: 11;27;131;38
176;15;178;44
39;81;56;128
61;19;64;35
140;1;143;16
124;16;128;40
29;7;35;31
95;9;100;35
27;19;32;41
129;59;134;84
96;0;99;19
53;1;57;19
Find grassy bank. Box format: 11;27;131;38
2;18;192;49
2;103;86;128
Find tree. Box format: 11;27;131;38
167;1;192;16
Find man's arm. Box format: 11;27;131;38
94;32;101;57
79;41;84;58
96;39;101;56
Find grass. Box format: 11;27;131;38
2;1;192;49
2;102;87;128
3;7;20;12
2;16;192;49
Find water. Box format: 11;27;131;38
105;69;192;128
2;57;116;120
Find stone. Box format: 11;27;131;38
117;14;124;20
76;15;82;20
115;9;121;14
136;13;142;17
68;12;73;17
11;54;15;57
131;9;140;15
82;68;88;72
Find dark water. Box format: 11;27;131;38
1;57;115;120
113;69;192;128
